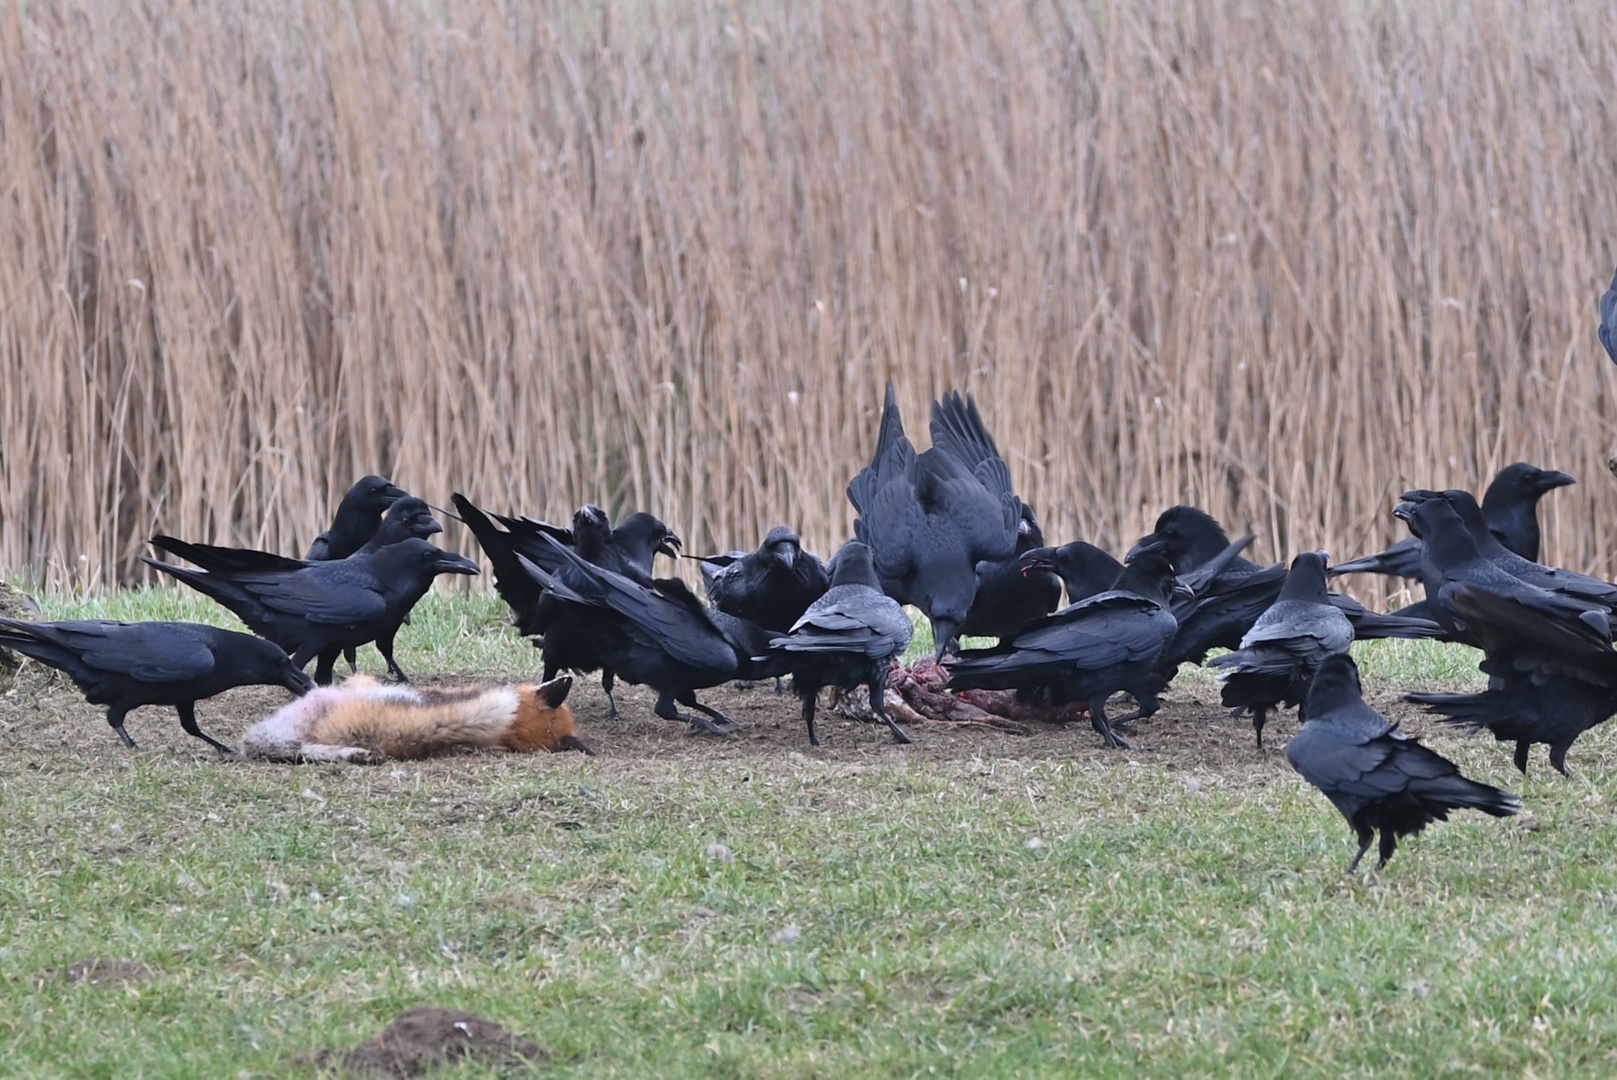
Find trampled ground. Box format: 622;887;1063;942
3;596;1616;1076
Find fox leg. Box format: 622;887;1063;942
297;744;383;765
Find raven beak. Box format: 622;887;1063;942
1536;470;1576;492
658;531;683;558
1017;518;1032;537
1019;551;1056;577
1125;535;1164;562
283;666;316;697
777;545;796;570
434;551;481;576
421;518;445;537
1171;580;1196;603
381;483;409;504
1397;489;1442;503
1391;502;1417;525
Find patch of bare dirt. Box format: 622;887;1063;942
33;958;156;989
0;658;1477;783
301;1006;545;1077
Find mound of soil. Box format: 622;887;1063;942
306;1006;546;1077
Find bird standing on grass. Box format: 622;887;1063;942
944;551;1184;750
1209;552;1354;749
846;384;1021;659
0;618;313;753
143;537;479;685
1286;654;1520;871
452;495;682;718
763;541;914;747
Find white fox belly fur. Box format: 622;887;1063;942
242;674;585;763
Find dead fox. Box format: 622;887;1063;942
241;674;590;763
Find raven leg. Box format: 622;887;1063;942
653;691;730;736
1549;741;1573;777
1514;741;1531;774
1109;693;1160;729
871;677;912;745
1252;705;1269;749
682;692;737;729
1376;829;1399;869
175;701;236;755
303;647;338;687
802;693;819;747
343;646;358;673
1087;696;1132;750
374;633;408;683
601;670;620;720
105;703;138;750
1346;826;1375;872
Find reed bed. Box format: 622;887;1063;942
3;0;1617;594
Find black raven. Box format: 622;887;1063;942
520;535;784;734
944;550;1183;750
1394;493;1617;774
846;384;1020;658
305;475;409;560
452;495;681;718
1287;654;1520;870
1391;496;1612;650
1018;542;1124;607
1209;552;1355;748
142;537;478;685
1422;488;1617;613
763;541;914;747
1331;463;1573;580
0;618;313;752
690;525;830;632
1128;506;1440;683
168;497;445;675
959;503;1062;640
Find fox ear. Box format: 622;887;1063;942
537;675;572;708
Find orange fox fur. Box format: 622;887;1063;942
241;674;590;763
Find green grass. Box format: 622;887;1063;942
2;585;1613;1076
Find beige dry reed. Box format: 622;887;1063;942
3;0;1617;599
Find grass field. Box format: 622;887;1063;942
3;587;1615;1076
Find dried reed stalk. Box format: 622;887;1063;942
2;0;1616;599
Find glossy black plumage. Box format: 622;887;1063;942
692;525;830;633
1287;654;1519;870
452;495;681;717
764;541;914;746
1209;552;1355;748
522;534;785;734
142;537;478;685
0;618;312;752
846;383;1021;659
1018;542;1125;608
1331;463;1573;579
305;475;409;560
959;504;1062;640
1127;507;1438;691
944;551;1181;750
